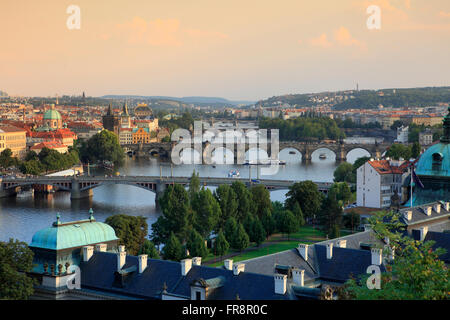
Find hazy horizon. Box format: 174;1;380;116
1;0;450;100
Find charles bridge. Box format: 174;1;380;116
122;140;391;162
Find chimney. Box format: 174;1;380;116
336;240;347;248
371;248;382;266
420;226;428;241
181;258;192;276
117;251;126;271
233;263;245;275
224;259;233;271
434;203;441;214
192;257;202;266
274;274;287;295
138;254;148;274
297;244;308;261
95;243;107;252
118;245;125;252
326;243;333;259
444;202;450;211
292;269;305;286
404;210;412;221
83;246;94;262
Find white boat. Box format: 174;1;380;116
319;154;327;160
228;170;240;178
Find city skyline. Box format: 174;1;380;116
1;0;450;100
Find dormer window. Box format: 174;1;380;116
432;152;443;171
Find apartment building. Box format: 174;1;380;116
0;125;27;159
357;159;410;208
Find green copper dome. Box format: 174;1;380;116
43;108;62;120
30;219;119;250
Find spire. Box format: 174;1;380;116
123;101;129;116
107;103;113;116
89;208;95;221
440;107;450;143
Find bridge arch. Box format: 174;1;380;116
311;147;337;161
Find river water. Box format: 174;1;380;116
0;148;369;243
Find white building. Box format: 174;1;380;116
396;125;409;144
357;159;410;208
419;129;433;146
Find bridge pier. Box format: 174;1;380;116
0;186;17;198
70;180;93;200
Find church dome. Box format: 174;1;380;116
43;108;62;120
30;218;119;250
415;107;450;178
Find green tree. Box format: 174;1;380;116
214;185;238;228
224;217;238;244
286;181;323;219
0;239;36;300
192;188;221;237
214;231;230;257
19;159;44;175
250;184;272;219
163;232;184;261
105;214;148;256
139;239;160;259
231;223;250;251
352;156;370;173
342;211;449;300
24;150;38;162
231;181;253;222
151;184;192;244
276;210;298;240
411;141;421;158
0;148;18;169
386;143;412;160
292;202;305;227
261;208;276;238
329;182;352;206
186;229;209;258
319;193;343;238
342;211;361;231
79;129;125;166
250;218;266;246
334;162;355;183
188;170;200;202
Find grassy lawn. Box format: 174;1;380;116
269;225;327;241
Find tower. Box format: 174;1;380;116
121;101;131;129
102;103;120;136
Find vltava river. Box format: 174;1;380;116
0;148;368;243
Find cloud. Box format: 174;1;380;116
110;17;229;47
307;27;367;52
309;33;332;48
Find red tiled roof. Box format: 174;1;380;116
368;160;410;175
31;141;67;150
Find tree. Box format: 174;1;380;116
105;214;148;256
192;188;221;237
352;156;370;173
231;223;250;251
261;208;276;238
334;162;355;183
342;211;449;300
292;202;305;227
231;181;253;222
411;141;421;158
214;231;230;257
24;150;38;162
79;129;125;166
186;229;209;258
250;218;266;246
276;210;298;240
214;185;238;228
19;159;43;175
0;149;18;169
390;120;405;131
151;184;192;244
188;170;200;202
286;181;323;219
386;143;411;160
319;193;343;238
250;184;272;219
342;211;361;231
0;239;36;300
329;182;352;206
224;217;238;244
139;239;160;259
163;232;184;261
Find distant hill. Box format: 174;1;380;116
101;95;255;106
0;90;8;97
257;86;450;110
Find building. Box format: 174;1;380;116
102;104;120;136
29;213;295;300
134;103;153;119
135;118;159;132
413;107;450;205
67;121;102;140
120;102;131;129
42;105;63;130
119;128;133;145
357;159;410;208
419;129;434;146
132;127;152;144
0;125;27;159
30;141;68;154
396;125;409;144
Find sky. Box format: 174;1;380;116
1;0;449;101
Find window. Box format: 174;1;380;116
195;291;201;300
